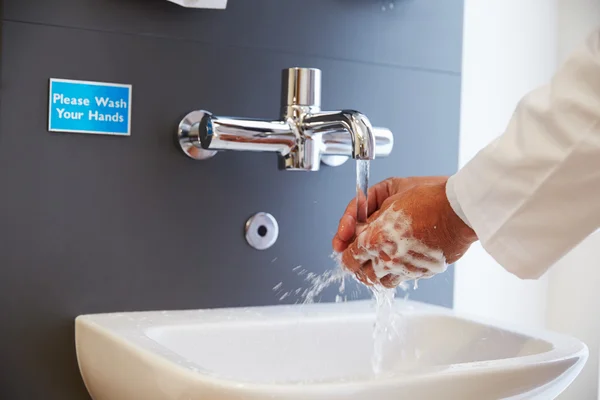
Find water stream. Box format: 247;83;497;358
274;159;403;376
356;159;396;375
355;160;370;230
371;286;397;374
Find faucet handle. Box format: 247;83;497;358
281;68;321;118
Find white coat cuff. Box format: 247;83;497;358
445;175;471;228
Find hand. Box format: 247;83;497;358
332;176;477;288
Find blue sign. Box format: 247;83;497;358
48;78;132;136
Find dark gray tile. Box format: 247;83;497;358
4;0;464;73
0;16;460;400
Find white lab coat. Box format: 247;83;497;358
446;28;600;280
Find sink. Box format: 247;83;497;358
75;300;587;399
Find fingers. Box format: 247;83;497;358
333;178;396;253
366;207;383;225
332;212;357;252
380;274;401;288
362;260;378;284
336;214;356;242
355;269;373;286
342;244;422;289
368;179;394;215
341;240;364;272
398;260;428;274
333;201;359;253
353;261;378;286
378;195;398;214
341;179;393;224
332;235;348;253
362;224;391;251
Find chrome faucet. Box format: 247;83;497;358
177;67;393;171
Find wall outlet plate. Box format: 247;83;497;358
167;0;227;9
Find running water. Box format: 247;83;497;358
274;159;412;376
275;258;410;376
300;263;349;305
371;286;396;375
286;160;372;305
356;160;370;230
356;159;395;375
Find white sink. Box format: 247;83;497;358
75;300;587;400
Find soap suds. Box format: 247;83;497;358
354;207;448;283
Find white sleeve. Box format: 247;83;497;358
446;28;600;280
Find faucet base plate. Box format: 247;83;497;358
177;111;218;160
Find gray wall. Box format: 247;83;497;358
0;1;463;398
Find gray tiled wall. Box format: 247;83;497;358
0;1;463;398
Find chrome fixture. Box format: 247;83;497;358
245;212;279;250
177;67;394;171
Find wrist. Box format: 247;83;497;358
438;179;478;245
446;198;478;245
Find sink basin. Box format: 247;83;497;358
75;300;587;399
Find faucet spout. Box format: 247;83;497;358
302;110;393;161
302;111;375;160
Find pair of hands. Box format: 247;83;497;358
332;176;477;288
